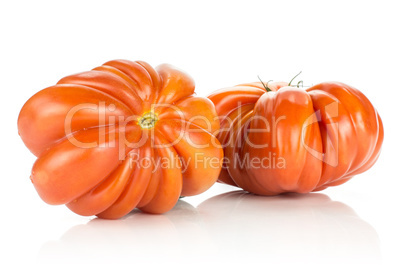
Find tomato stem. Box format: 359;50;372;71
138;112;158;129
288;71;302;86
296;80;303;88
258;76;273;92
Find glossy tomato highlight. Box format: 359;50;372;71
209;81;383;195
18;60;223;219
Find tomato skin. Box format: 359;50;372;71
208;81;384;195
18;60;223;219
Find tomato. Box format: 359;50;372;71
18;60;223;219
208;81;384;195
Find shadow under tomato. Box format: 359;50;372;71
37;192;381;267
197;191;381;265
37;200;212;266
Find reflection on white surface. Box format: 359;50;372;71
198;192;381;266
38;192;380;267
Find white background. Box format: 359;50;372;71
1;0;401;267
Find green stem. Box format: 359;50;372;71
258;76;273;92
288;71;302;86
297;80;303;88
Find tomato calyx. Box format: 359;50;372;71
258;71;304;92
288;71;302;86
257;76;273;92
138;112;158;129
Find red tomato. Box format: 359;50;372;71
208;81;384;195
18;60;223;219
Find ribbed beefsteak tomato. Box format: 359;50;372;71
208;81;383;195
18;60;223;219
